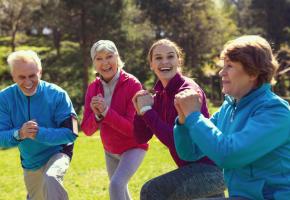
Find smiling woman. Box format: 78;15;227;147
174;35;290;199
81;40;148;200
132;39;225;199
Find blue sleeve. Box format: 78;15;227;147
0;94;20;147
34;91;77;145
185;102;290;169
173;117;204;161
35;127;77;145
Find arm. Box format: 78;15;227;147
101;82;142;137
34;91;78;145
142;109;175;148
81;84;100;136
133;114;153;143
34;126;77;146
0;129;20;148
185;102;290;169
0;95;20;148
173;118;204;161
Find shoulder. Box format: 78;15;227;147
41;81;67;95
0;84;17;100
87;78;100;90
119;70;142;91
179;75;202;92
120;70;141;85
259;91;289;111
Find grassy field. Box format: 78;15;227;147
0;102;221;200
0;134;176;200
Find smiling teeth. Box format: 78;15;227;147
160;67;171;71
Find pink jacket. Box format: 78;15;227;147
81;70;148;154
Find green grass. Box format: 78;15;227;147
0;133;176;200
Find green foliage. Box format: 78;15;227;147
250;0;290;48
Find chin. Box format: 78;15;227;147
22;90;37;96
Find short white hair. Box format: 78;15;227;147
7;50;42;73
90;40;124;68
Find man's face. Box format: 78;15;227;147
11;60;42;96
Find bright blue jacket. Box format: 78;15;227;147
174;84;290;199
0;81;77;170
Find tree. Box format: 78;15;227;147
59;0;126;101
0;0;41;51
31;0;64;57
136;0;237;74
250;0;290;49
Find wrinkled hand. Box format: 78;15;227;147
174;89;202;118
90;94;108;116
19;120;38;139
132;90;153;115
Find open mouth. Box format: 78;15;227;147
158;67;172;72
102;67;112;72
24;85;33;89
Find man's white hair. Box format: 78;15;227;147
7;50;42;73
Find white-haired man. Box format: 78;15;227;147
0;50;78;200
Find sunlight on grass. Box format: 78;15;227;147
0;133;176;200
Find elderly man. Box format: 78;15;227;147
0;50;78;200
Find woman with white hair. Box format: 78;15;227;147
81;40;148;200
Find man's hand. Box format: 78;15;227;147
19;120;39;139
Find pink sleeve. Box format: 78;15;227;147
81;83;100;136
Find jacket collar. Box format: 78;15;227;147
225;83;271;108
16;80;43;99
153;73;184;96
95;69;129;88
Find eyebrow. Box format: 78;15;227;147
153;51;175;56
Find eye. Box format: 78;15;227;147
29;74;36;79
95;57;102;61
154;56;162;60
167;55;175;59
106;55;113;59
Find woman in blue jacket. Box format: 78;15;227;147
174;35;290;200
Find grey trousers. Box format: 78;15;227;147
105;148;146;200
24;153;70;200
141;163;226;200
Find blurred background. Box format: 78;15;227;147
0;0;289;116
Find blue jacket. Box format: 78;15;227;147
0;81;77;170
174;84;290;199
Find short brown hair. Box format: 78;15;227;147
148;39;185;68
220;35;279;86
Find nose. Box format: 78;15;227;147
219;67;226;77
101;59;109;65
23;78;33;85
161;58;169;65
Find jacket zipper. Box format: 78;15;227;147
27;96;31;120
230;100;237;122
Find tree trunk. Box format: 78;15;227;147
11;30;16;52
80;5;89;104
52;27;62;57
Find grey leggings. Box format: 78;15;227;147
141;163;226;200
105;148;146;200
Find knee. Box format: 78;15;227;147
44;173;63;186
109;178;126;193
140;180;157;200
